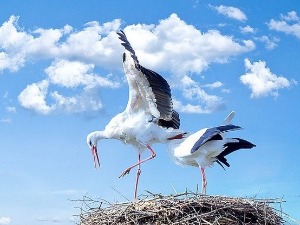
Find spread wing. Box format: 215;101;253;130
117;30;174;121
191;124;241;153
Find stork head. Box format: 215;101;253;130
86;131;104;168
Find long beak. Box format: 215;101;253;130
91;145;100;168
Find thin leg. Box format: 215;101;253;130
134;153;141;200
200;167;207;195
119;145;156;178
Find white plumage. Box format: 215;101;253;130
167;111;255;195
86;30;185;199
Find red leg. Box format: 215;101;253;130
134;153;141;200
119;145;156;178
200;167;207;195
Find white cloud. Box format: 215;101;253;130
221;88;230;94
1;14;255;114
0;16;30;72
50;89;103;113
240;58;297;98
45;60;119;89
173;99;207;113
255;36;279;50
268;11;300;39
183;84;225;111
280;11;299;22
123;14;254;77
0;118;12;124
58;20;122;67
211;5;247;21
240;25;255;34
121;11;254;114
172;76;225;114
203;81;223;89
0;15;122;72
18;79;104;114
16;59;119;115
18;80;53;114
5;106;16;113
0;217;11;225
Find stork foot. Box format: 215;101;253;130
119;168;132;178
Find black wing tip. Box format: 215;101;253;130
157;110;180;129
217;158;230;169
117;30;125;37
219;124;242;130
117;30;140;68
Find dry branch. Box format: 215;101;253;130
77;192;286;225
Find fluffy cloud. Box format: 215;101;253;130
121;14;253;113
173;99;206;113
2;14;255;114
123;13;254;76
18;79;104;114
0;15;122;72
268;11;300;39
17;60;119;115
203;81;223;89
5;106;16;113
211;5;247;21
50;89;103;113
0;16;30;72
255;36;279;50
18;80;53;114
0;217;11;225
240;25;255;34
172;75;225;113
280;11;299;22
45;60;119;89
240;59;297;98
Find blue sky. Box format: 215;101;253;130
1;1;299;224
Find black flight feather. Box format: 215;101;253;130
216;138;256;168
158;110;180;129
117;30;174;120
191;125;241;154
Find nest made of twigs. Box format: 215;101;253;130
77;192;285;225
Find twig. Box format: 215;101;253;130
77;191;293;225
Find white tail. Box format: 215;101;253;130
223;111;235;125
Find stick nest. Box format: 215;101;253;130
78;192;284;225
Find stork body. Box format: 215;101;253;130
168;112;255;195
87;30;185;199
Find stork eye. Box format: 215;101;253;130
89;140;93;147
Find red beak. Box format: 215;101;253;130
91;145;100;168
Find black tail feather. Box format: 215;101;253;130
216;138;256;168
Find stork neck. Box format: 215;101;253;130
90;130;110;142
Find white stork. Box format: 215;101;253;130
86;30;186;199
167;111;255;195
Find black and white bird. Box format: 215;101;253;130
167;111;255;195
86;30;186;199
